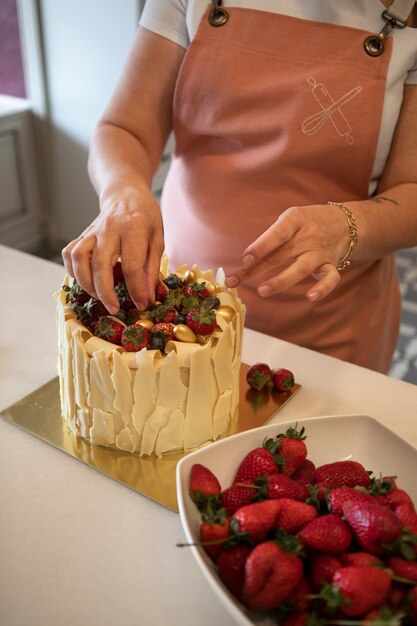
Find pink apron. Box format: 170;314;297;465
161;6;401;373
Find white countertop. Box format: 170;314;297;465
1;244;416;626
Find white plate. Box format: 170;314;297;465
176;414;417;626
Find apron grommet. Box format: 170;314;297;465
364;35;385;57
208;7;229;27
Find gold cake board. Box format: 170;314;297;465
0;366;301;511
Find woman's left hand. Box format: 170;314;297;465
225;203;350;302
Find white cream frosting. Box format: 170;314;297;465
55;262;245;456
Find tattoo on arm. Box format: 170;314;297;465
370;196;399;206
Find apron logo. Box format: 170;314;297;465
302;76;362;145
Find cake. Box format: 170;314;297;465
55;257;245;456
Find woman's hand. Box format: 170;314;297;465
225;203;350;302
62;184;164;314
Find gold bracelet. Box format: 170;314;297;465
327;201;358;271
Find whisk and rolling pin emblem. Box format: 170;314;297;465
301;77;362;145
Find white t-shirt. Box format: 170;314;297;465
140;0;417;193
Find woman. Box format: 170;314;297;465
62;0;417;372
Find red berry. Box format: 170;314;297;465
189;464;221;496
121;324;150;352
246;363;273;391
186;307;217;336
272;368;295;391
93;315;126;345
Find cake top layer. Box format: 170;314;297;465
57;257;244;366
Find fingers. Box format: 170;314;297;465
62;235;100;300
255;254;340;301
144;236;165;303
240;210;299;271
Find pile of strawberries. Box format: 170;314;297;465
63;262;220;352
246;362;295;392
186;425;417;624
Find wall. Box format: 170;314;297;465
39;0;142;243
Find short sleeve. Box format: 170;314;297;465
139;0;189;49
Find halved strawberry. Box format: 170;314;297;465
153;322;175;341
184;281;210;299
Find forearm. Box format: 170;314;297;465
345;182;417;262
88;121;156;203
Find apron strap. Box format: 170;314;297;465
386;0;415;24
364;0;415;56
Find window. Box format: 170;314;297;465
0;0;26;98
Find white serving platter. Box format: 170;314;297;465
176;414;417;626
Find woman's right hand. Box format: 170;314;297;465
62;183;164;315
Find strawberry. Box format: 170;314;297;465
154;281;169;302
184;281;210;299
200;517;231;562
327;486;376;516
330;565;391;617
272;368;295;391
342;500;403;555
124;308;142;325
340;552;383;567
232;441;281;484
112;261;124;285
186;306;217;336
292;459;316;486
151;304;177;324
221;484;255;516
232;500;282;543
275;498;318;534
306;481;334;507
217;545;252;600
310;553;342;591
241;541;303;610
299;513;352;554
153;322;175;341
93;315;126;345
190;464;221;497
376;488;415;511
395;502;417;534
315;460;372;489
121;324;150;352
246;363;273;391
276;425;307;477
254;473;308;502
285;576;313;612
386;556;417;582
73;297;110;327
62;280;90;305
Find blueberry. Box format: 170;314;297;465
206;297;221;309
149;336;166;351
164;273;183;290
173;314;187;325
